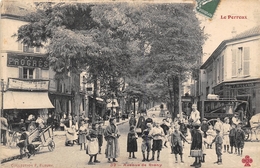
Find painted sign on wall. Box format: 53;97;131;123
7;54;49;70
8;78;49;91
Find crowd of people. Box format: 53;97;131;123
1;104;248;167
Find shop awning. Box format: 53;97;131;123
107;99;119;108
3;91;54;109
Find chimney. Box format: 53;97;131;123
231;27;237;38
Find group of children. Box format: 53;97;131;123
203;117;246;165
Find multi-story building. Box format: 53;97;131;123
0;2;90;128
199;26;260;115
0;2;54;125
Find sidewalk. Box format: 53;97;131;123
0;118;129;164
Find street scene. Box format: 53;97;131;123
0;0;260;168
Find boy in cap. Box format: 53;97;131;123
201;118;209;138
229;123;237;154
141;123;153;162
235;123;245;156
211;129;223;165
222;117;231;153
210;128;223;165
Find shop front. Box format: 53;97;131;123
213;79;260;116
2;78;54;131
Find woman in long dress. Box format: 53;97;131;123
104;117;120;163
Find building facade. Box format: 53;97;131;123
0;2;54;128
199;26;260;115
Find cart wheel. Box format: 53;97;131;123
242;127;251;141
48;141;55;151
207;119;218;127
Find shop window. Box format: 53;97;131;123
23;68;33;79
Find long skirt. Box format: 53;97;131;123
105;138;120;158
88;138;99;156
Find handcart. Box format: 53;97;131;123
29;126;55;152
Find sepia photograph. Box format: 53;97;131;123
0;0;259;167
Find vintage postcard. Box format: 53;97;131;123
0;0;259;168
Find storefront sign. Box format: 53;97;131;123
230;83;255;89
7;54;49;70
8;78;49;91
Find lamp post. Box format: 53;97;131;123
1;79;4;117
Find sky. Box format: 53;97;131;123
1;0;259;64
196;0;260;63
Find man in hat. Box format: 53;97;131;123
201;118;209;138
104;117;120;163
222;117;231;153
210;128;223;165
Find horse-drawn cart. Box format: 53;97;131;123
198;98;255;141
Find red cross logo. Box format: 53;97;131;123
242;155;253;167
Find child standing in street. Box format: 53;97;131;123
86;123;100;165
171;125;190;163
127;125;138;159
141;123;153;162
206;125;215;149
78;120;88;150
210;128;223;165
222;117;231;153
97;121;104;154
229;123;237;154
235;123;245;156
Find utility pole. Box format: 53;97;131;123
1;79;4;117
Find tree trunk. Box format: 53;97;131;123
92;74;97;124
167;77;173;120
172;75;179;119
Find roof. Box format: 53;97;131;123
201;25;260;69
1;1;35;18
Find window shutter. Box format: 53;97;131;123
35;68;42;79
232;49;237;76
18;42;22;50
18;66;23;78
243;47;250;76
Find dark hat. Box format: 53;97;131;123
202;118;207;121
21;127;26;131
